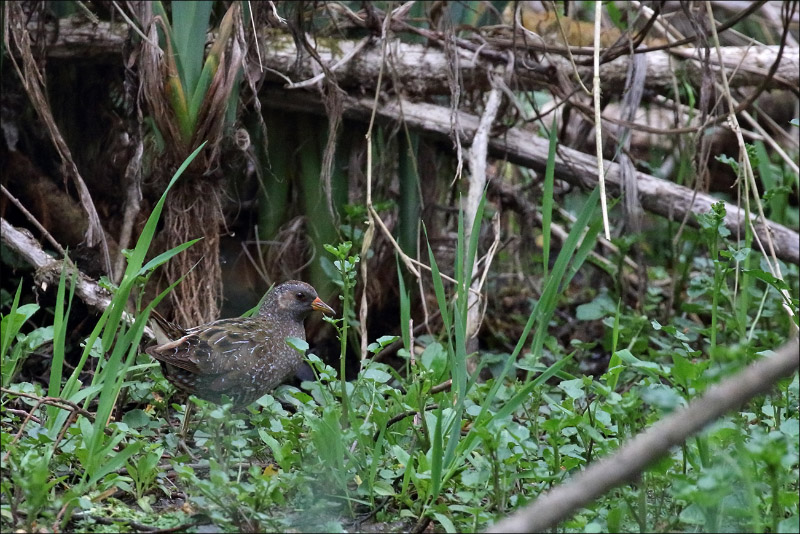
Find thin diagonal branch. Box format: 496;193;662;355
486;338;800;533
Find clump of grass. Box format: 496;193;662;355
1;143;206;530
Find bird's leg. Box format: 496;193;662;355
180;401;194;440
177;401;198;460
178;436;198;461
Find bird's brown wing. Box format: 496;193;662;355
145;334;205;375
146;317;273;376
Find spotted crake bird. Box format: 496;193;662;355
146;280;334;409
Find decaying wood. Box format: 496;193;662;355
22;14;128;60
1;218;155;340
1;218;113;310
23;16;799;95
260;87;800;266
7;8;797;312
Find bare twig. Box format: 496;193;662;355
1;387;113;462
373;403;441;442
286;36;370;89
359;10;392;361
110;1;158;46
4;408;42;424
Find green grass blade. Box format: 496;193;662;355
0;283;41;387
0;281;25;360
60;302;110;400
100;141;206;353
429;404;445;502
188;2;238;125
398;133;421;256
255;110;291;239
493;354;573;422
124;141;207;283
464;189;488;295
48;267;69;400
455;209;465;315
151;2;175;52
171;0;214;93
542;117;558;277
441;305;467;482
529;187;601;366
187;52;217;132
46;269;76;421
443;354;574;486
448;187;600;473
151;1;193;143
367;423;387;507
424;225;451;335
86;441;145;489
84;295;162;481
296;113;338;297
397;257;412;371
453;214;469;401
139;238;202;275
73;145;205;479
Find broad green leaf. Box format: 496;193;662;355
171;0;214;93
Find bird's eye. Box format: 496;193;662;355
296;292;306;300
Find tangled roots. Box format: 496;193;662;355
162;177;224;326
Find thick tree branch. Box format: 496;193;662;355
486;337;800;533
260;87;800;266
25;17;799;94
1;218;113;310
1;218;155;340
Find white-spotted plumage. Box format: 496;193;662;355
146;281;334;408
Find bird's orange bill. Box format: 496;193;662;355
311;297;335;315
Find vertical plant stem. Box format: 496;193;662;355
703;1;796;330
340;296;350;424
593;0;611;240
638;473;647;533
769;464;780;533
710;225;719;354
359;135;375;360
465;81;503;343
